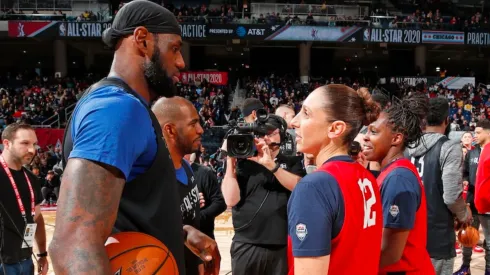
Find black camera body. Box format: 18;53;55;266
226;109;296;158
226;109;270;158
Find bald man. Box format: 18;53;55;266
275;104;297;155
275;105;295;129
152;96;219;275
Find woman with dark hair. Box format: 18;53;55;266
287;85;383;275
363;93;435;274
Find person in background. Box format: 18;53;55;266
407;97;471;275
221;99;304;275
461;131;475;151
0;123;48;275
353;92;389;177
40;170;60;205
363;93;435;274
288;85;383;275
455;119;490;275
186;153;227;240
153;96;221;275
276;104;297;155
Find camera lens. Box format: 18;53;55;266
256;109;269;123
232;137;251;155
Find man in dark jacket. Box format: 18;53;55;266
455;119;490;275
187;152;227;240
407;97;471;275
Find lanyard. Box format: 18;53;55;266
0;156;35;224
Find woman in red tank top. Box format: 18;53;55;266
362;93;435;275
287;85;383;275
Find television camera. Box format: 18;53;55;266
225;109;295;158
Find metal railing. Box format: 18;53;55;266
64;102;76;120
394;21;490;32
41;113;60;128
251;3;369;19
1;0;107;13
40;102;76;129
180;15;371;26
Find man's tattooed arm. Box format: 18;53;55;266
48;158;125;275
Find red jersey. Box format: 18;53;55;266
287;160;383;275
377;159;434;275
476;144;490;213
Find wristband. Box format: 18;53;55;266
37;252;48;258
270;162;280;173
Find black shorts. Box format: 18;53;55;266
231;241;287;275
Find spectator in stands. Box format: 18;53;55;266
41;170;60;205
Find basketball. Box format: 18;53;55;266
105;232;179;275
458;225;480;248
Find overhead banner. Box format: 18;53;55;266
388;76;475;89
363;28;421;44
466;32;490;46
6;21;490;47
390;77;434;86
58;22;112;37
436;77;475;89
421;30;465;45
180;23;284;40
8;21;59;37
179;72;228;86
264;26;362;42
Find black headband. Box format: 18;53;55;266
102;0;181;48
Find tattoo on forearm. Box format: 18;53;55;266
50;158;125;274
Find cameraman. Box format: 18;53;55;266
221;99;305;275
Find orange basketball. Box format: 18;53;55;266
458;226;480;248
105;232;178;275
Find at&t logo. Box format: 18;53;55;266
236;26;247;37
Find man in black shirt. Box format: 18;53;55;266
455;119;490;275
186;153;227;240
153;96;220;275
0;123;48;275
222;99;305;275
40;170;60;204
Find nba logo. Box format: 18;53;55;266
58;23;66;36
311;29;318;39
17;23;25;37
363;29;370;41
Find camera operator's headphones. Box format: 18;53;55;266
265;114;288;146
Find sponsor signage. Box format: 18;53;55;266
179;72;228;86
389;76;475;89
8;21;58;37
422;30;464;45
363;28;421;44
58;22;112;37
6;21;490;47
391;77;430;86
179;23;283;40
265;26;363;42
180;24;207;39
466;32;490;46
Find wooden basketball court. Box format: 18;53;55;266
40;210;485;275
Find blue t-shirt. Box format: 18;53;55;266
69;85;157;181
380;166;421;229
175;160;193;186
287;156;349;257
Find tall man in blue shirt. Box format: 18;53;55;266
49;2;220;275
